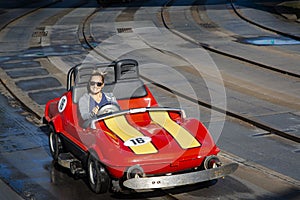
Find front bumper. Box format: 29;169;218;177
123;163;238;190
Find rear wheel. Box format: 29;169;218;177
49;125;63;161
87;155;110;193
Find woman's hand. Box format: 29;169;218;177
91;105;99;116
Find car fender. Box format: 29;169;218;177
50;115;63;134
44;97;60;120
88;147;105;165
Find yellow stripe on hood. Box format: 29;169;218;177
149;111;201;149
104;115;158;154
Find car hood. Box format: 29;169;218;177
97;110;212;156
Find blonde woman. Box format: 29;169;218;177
79;72;118;120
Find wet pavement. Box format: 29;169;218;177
1;80;299;200
0;82;114;200
0;82;51;199
238;36;300;46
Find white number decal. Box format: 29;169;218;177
124;137;151;147
58;96;67;113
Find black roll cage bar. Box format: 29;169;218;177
66;59;139;91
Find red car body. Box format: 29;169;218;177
44;59;237;193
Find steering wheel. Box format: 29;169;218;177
97;103;120;116
82;103;120;129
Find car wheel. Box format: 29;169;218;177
49;125;63;161
87;155;110;193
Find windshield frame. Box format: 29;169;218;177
90;107;186;129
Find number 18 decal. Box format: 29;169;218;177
124;136;151;147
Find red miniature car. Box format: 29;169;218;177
43;59;238;193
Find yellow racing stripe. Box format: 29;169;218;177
104;115;158;155
149;111;201;149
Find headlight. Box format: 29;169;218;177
126;165;145;179
203;155;221;170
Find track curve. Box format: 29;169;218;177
79;1;300;143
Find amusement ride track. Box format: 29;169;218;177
0;1;299;199
80;1;300;143
0;0;299;143
229;0;300;41
162;0;300;78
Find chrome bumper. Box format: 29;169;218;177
123;163;238;190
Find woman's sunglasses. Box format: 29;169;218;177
90;81;103;87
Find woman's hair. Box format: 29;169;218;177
87;71;105;93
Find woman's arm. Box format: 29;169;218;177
78;94;91;120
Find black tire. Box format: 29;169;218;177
48;125;63;161
87;155;110;193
